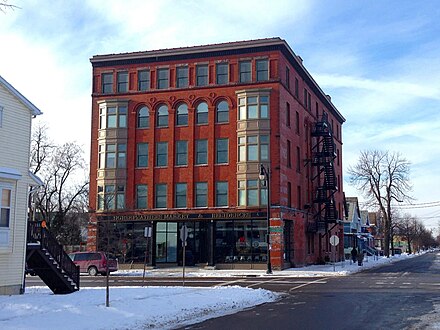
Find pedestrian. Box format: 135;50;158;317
357;250;364;266
351;247;357;263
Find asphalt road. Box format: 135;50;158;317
25;253;440;329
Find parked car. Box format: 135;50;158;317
68;251;118;276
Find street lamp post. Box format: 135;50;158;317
259;164;272;274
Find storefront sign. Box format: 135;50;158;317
98;212;265;222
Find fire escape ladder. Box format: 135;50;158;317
310;114;339;232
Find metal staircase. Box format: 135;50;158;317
26;221;80;294
310;113;339;232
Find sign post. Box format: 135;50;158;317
329;235;340;272
180;224;188;286
142;226;152;286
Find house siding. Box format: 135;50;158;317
0;82;36;294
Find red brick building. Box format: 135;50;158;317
88;38;345;269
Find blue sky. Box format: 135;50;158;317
1;0;439;229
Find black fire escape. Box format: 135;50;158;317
26;221;80;294
310;113;338;232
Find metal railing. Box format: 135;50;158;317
27;221;80;288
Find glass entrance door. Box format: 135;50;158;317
156;222;177;263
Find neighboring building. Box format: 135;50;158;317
88;38;345;269
343;197;362;257
0;75;42;294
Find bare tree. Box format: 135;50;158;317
0;0;19;13
348;150;413;257
30;125;89;245
395;214;417;254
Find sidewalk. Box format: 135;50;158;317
114;253;418;278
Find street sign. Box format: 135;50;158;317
329;235;340;246
180;225;188;242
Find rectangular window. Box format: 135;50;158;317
287;140;291;168
176;66;188;88
137;143;149;167
116;185;125;209
238;135;268;162
287;182;292;208
103;105;126;129
195;139;208;165
195;182;207;207
297;186;302;209
285;67;290;88
239;61;251;82
286;102;290;127
0;188;11;227
256;59;269;81
247;180;258;206
296;146;301;172
295;77;299;98
136;184;148;209
296;111;300;134
105;144;116;168
117;71;128;93
196;65;208;86
175;140;188;166
98;144;105;169
156;142;168;167
260;135;269;161
102;73;113;94
104;185;115;209
175;183;187;208
304;88;308;109
138;70;150;91
157;68;169;89
155;184;167;208
238;180;246;206
117;143;126;168
215;182;228;207
216;63;228;84
216;138;228;164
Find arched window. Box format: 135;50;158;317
137;106;150;128
156;104;169;127
216;100;229;123
176;103;188;126
196;102;208;124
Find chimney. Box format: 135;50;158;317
326;94;331;102
296;55;303;64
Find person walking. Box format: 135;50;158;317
357;249;364;266
351;247;358;263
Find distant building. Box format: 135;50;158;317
88;38;345;269
0;75;42;294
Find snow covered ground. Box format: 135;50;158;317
0;253;428;330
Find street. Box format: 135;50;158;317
25;253;440;329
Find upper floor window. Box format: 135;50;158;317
286;102;291;127
216;63;228;84
295;77;299;98
156;104;169;127
138;70;150;91
287;140;292;168
176;66;188;88
175;183;187;208
175;140;188;166
117;71;128;93
0;188;11;228
215;182;228;207
99;143;126;169
195;139;208;165
239;61;252;83
136;143;149;167
157;68;169;89
176;103;188;126
99;105;127;129
102;73;113;94
196;102;208;124
196;65;208;86
216;138;228;164
156;142;168;167
155;184;167;209
238;179;267;207
195;182;207;207
238;135;269;162
238;95;269;120
285;66;290;88
137;106;150;128
256;59;269;81
136;184;148;209
295;111;300;134
216;100;229;123
98;185;125;210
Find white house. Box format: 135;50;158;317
0;75;42;295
